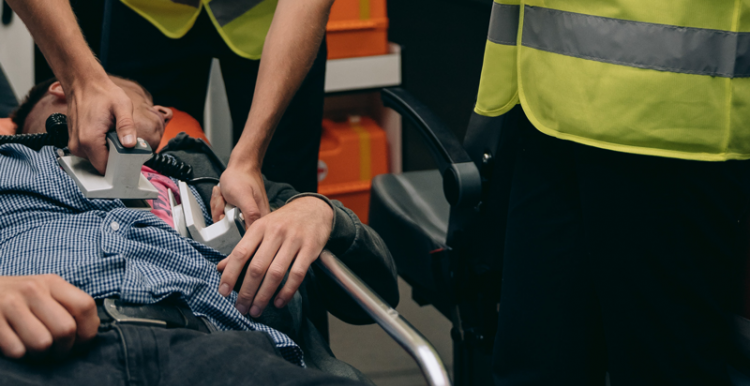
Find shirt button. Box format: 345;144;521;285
110;222;120;231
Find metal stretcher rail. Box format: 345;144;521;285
315;250;452;386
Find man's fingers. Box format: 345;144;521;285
0;317;25;359
112;99;137;148
249;242;298;318
210;186;226;223
218;230;264;297
234;236;282;315
28;296;78;356
217;258;228;272
65;110;82;157
275;247;318;309
49;277;99;343
81;135;110;175
5;304;53;355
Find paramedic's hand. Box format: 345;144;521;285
217;166;271;227
0;275;99;359
67;77;138;175
215;195;334;317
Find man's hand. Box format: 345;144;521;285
214;193;333;318
0;275;99;359
3;0;137;174
66;78;138;174
216;166;271;227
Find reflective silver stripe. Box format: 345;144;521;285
210;0;265;26
488;3;520;46
171;0;200;7
522;5;750;78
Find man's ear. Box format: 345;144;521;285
47;81;66;102
155;106;173;124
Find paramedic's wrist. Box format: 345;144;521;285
227;143;264;173
60;59;109;94
226;155;261;175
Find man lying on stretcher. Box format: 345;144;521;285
0;76;397;385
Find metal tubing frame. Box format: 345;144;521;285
315;250;452;386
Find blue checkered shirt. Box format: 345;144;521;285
0;145;303;365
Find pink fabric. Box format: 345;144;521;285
141;166;180;228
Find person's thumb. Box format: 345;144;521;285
239;197;262;228
112;100;137;148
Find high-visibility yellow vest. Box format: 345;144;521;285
121;0;277;60
475;0;750;161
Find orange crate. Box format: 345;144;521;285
318;116;389;223
326;0;389;59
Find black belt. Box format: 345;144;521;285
96;298;214;333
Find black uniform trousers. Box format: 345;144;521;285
101;1;326;193
493;116;750;385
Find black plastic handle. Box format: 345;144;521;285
381;87;471;173
381;88;481;208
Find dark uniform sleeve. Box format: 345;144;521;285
265;178;400;325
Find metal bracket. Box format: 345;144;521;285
102;299;167;327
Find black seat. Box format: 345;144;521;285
370;170;449;309
369;88;523;386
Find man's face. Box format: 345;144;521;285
23;76;172;150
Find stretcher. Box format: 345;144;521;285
0;110;452;386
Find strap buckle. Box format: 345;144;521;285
102;299;168;327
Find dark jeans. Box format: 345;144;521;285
0;324;366;386
493;117;750;386
101;1;325;193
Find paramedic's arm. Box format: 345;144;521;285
219;0;334;225
5;0;137;174
0;275;99;358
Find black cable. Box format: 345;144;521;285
0;114;68;150
145;153;194;181
0;113;195;181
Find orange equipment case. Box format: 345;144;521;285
326;0;389;59
318;116;389;223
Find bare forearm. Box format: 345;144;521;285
229;0;334;171
5;0;107;90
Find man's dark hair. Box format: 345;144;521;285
9;77;57;134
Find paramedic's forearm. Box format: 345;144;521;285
228;0;334;170
4;0;108;90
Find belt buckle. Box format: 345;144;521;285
103;299;168;327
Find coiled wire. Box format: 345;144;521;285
0;113;194;181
